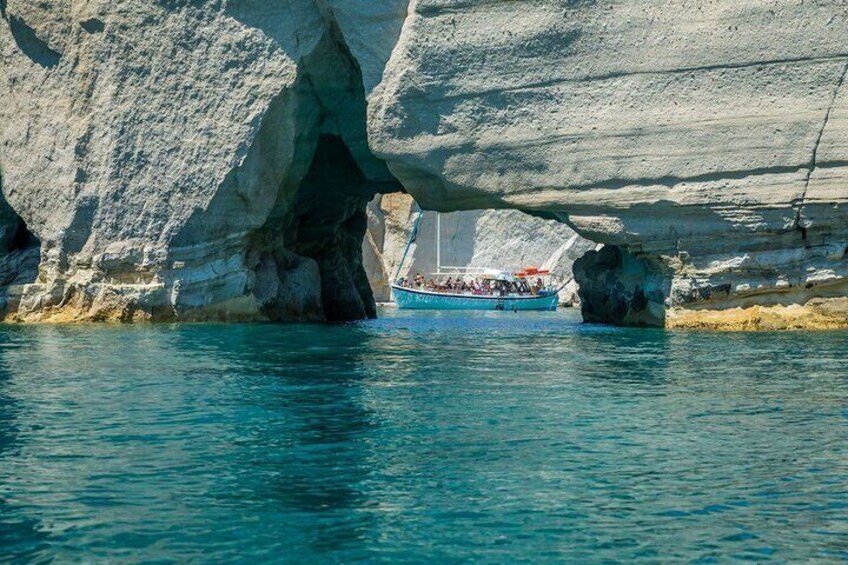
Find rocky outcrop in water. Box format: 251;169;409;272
0;1;406;322
2;1;848;328
369;1;848;329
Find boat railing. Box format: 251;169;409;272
428;266;504;277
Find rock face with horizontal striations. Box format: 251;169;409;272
2;1;848;328
369;0;848;329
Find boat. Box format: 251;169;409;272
389;211;562;311
391;283;559;311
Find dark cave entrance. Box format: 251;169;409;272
5;217;38;254
243;18;403;323
287;134;378;322
0;175;40;316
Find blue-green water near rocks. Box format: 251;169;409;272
1;307;847;563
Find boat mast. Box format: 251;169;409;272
436;212;441;275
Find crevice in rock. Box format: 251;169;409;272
507;164;811;195
793;60;848;239
430;52;848;106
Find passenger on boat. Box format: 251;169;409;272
399;275;549;296
533;277;544;295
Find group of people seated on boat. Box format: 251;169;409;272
396;273;548;296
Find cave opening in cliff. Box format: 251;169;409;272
0;175;41;316
245;18;403;324
0;174;39;256
285;133;377;322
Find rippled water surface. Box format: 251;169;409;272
1;308;847;562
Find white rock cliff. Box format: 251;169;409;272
368;0;848;329
0;0;408;321
1;1;847;328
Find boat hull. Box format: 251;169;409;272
391;286;558;311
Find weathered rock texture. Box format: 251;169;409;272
369;1;848;329
364;193;596;303
0;0;406;321
2;1;848;328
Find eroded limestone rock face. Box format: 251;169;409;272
0;0;406;322
3;1;848;328
369;0;848;329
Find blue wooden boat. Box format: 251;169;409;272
390;209;562;312
391;285;559;311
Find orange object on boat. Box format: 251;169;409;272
524;266;539;275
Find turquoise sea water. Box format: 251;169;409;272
1;307;847;563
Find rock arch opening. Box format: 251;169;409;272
362;193;602;307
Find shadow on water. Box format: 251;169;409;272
0;329;50;561
167;323;381;557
